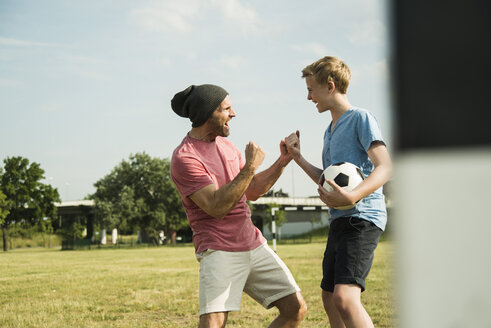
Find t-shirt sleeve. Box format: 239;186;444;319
171;154;214;197
357;111;385;152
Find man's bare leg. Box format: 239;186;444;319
268;292;307;328
199;312;228;328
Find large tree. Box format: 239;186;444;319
92;152;186;244
0;191;9;228
0;156;60;251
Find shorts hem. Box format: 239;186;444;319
199;306;241;316
335;277;366;292
262;287;300;309
321;278;366;293
320;282;333;292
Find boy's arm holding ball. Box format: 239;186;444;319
319;141;392;208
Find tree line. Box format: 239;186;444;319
0;157;60;252
0;153;187;251
0;153;288;252
91;152;186;245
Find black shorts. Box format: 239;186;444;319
321;216;383;292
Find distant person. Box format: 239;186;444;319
170;84;307;328
285;56;392;328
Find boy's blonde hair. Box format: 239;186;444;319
302;56;351;94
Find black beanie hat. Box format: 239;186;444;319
171;84;229;127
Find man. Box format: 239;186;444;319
170;84;307;328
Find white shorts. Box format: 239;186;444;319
196;242;300;316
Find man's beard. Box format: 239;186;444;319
209;117;230;137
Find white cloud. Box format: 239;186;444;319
350;59;389;90
202;55;246;74
0;38;109;82
347;20;386;46
210;0;258;30
155;56;172;67
218;55;245;70
186;53;197;61
0;37;65;48
131;0;203;33
131;0;259;33
0;78;23;87
55;53;110;81
59;53;103;66
40;104;62;113
338;0;386;21
66;67;111;81
291;42;329;57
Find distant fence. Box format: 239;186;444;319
62;235;317;250
62;239;94;250
60;235;191;250
275;234;313;244
7;233;63;250
61;235;150;250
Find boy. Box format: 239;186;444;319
285;56;392;327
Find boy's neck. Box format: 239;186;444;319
329;93;352;125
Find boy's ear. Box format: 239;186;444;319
328;81;336;94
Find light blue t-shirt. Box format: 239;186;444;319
322;108;387;231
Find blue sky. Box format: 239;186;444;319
0;0;391;201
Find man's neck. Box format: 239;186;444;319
188;128;215;142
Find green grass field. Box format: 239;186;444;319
0;241;394;327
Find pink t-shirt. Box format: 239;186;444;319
171;134;266;253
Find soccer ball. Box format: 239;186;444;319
320;162;365;209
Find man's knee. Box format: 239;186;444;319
287;297;307;323
276;292;307;322
295;295;308;321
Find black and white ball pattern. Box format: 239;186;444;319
320;162;365;209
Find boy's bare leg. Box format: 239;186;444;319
332;284;374;328
322;290;346;328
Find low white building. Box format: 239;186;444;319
250;197;330;239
